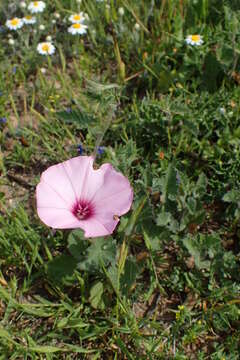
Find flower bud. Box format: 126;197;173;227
118;7;124;16
20;1;27;8
8;38;15;45
134;23;140;31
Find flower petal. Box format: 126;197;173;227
80;216;119;238
36;180;70;209
37;207;79;229
39;161;78;205
61;156;94;199
92;164;133;216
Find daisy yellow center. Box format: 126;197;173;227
191;35;200;42
25;15;32;20
42;44;50;52
10;18;20;26
73;23;81;29
33;2;39;6
73;14;81;21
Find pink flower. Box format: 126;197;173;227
36;156;133;238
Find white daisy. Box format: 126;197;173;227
28;1;46;14
68;23;88;35
69;12;86;24
23;15;36;24
6;18;24;30
185;35;203;46
37;42;55;55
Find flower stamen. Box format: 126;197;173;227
72;200;94;220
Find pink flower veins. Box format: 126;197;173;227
36;156;133;238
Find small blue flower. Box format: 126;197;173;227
77;144;84;155
97;146;105;156
12;66;17;74
66;107;72;113
0;117;6;124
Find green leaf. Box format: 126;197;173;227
68;230;116;272
156;211;172;226
46;254;78;285
183;119;199;136
186;197;197;214
0;328;17;345
125;195;147;236
163;163;178;201
81;238;116;271
68;231;117;272
89;281;105;310
57;318;88;329
183;236;210;270
56;109;95;128
120;258;139;296
142;225;161;251
106;264;119;293
202;52;223;92
222;189;240;203
28;345;66;353
194;173;207;197
67;229;89;260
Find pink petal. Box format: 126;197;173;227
39;161;77;205
61;156;94;199
37;207;80;229
80;216;119;238
36;181;69;209
79;162;112;201
92;164;133;216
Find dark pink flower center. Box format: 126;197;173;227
72;200;94;221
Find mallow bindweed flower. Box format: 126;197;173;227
36;156;133;238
